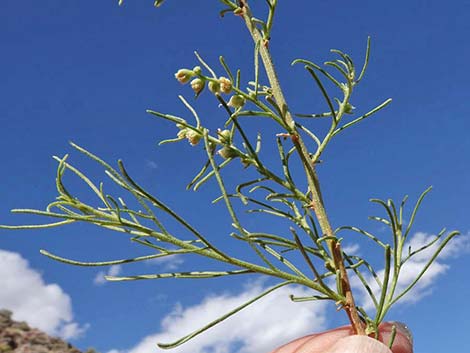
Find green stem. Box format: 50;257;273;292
239;0;365;335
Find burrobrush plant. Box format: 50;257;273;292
0;0;460;349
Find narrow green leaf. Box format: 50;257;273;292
305;66;337;121
291;59;341;88
157;281;291;349
390;231;459;306
219;56;235;83
107;269;253;281
404;186;433;239
40;249;178;267
332;99;392;136
194;51;217;78
357;36;371;83
0;219;75;230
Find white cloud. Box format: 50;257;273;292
422;230;470;259
145;255;184;270
59;321;90;340
94;265;122;285
351;231;469;311
0;249;88;340
146;160;158;170
341;243;360;255
114;280;328;353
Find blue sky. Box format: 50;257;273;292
1;1;469;353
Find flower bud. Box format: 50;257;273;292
217;129;232;144
344;102;355;114
174;69;193;84
324;259;336;272
177;127;188;139
218;146;238;159
219;77;232;94
233;7;244;16
241;157;254;168
208;80;221;94
192;66;202;75
185;130;202;146
190;78;205;95
228;95;245;109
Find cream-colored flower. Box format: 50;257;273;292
185;130;202;146
174;69;193;84
217;129;232;144
219;77;232;94
218;146;237;159
190;78;205;95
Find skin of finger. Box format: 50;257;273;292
325;336;393;353
377;323;412;353
270;323;412;353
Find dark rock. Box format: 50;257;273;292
0;309;96;353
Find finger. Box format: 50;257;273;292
270;323;412;353
271;334;318;353
273;327;354;353
325;335;392;353
377;322;413;353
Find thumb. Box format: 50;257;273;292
325;335;392;353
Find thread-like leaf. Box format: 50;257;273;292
157;281;291;349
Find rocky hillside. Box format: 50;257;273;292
0;309;96;353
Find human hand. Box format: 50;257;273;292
271;323;413;353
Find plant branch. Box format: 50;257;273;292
238;0;365;334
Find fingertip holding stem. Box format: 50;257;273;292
378;322;413;353
391;322;413;347
270;323;413;353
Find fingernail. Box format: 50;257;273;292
391;321;413;346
